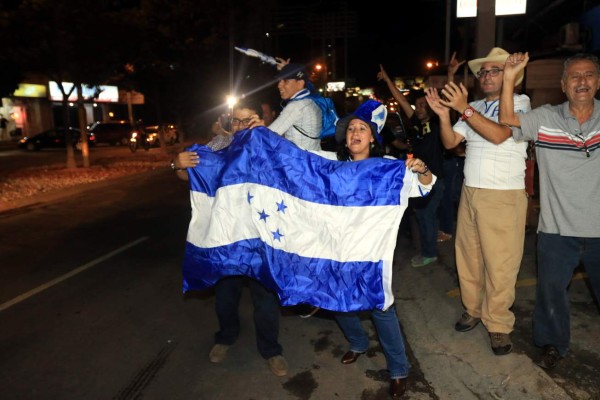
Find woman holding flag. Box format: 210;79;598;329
318;100;434;398
175;98;434;396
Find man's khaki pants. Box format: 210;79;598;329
455;185;527;333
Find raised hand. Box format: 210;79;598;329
275;57;291;71
439;82;470;113
448;51;466;76
377;64;391;82
505;52;529;82
425;87;450;117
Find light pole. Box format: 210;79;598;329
313;63;328;94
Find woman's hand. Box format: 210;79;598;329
405;157;428;175
406;157;433;185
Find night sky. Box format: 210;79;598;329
268;0;595;87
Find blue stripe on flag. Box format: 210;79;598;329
186;127;407;207
183;240;385;312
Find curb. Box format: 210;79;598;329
0;168;170;216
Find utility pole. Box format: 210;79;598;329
445;0;451;63
476;0;496;56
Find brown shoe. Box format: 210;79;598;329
535;345;562;369
454;312;481;332
208;344;230;363
340;350;364;364
437;231;453;242
267;355;288;377
390;377;407;398
490;332;513;355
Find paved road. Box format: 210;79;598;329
0;168;598;399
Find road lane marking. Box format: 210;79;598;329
0;236;148;312
445;271;588;298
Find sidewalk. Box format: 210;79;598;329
0;139;19;151
392;234;572;399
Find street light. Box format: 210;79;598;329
226;95;238;110
313;63;327;93
425;60;439;70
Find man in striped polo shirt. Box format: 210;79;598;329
498;52;600;370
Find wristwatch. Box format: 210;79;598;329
461;106;475;121
170;160;185;171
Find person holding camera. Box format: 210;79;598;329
173;99;288;377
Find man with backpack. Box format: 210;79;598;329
253;63;324;151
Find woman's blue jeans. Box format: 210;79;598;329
335;305;409;379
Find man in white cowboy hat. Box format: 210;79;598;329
424;47;531;356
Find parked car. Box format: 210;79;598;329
144;123;179;146
87;121;134;146
18;127;94;151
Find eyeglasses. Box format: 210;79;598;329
231;118;253;126
476;68;504;78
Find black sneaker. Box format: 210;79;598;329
535;345;563;370
455;312;481;332
490;332;513;355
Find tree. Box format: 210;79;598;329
119;0;232;142
2;0;139;168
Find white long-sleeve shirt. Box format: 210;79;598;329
269;89;322;151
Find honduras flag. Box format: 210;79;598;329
182;127;430;312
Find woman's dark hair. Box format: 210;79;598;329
335;132;385;160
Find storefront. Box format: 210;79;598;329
1;83;50;139
1;80;144;140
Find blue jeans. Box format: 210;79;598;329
414;180;445;258
534;233;600;356
214;276;282;359
335;305;409;379
438;157;459;234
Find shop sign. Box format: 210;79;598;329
49;81;119;102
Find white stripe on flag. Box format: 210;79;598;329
187;182;406;263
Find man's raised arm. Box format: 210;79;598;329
500;52;529;128
378;64;414;119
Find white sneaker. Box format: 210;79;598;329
208;344;229;363
267;355;288;376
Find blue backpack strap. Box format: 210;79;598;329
289;92;339;139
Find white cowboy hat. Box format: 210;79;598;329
467;47;524;86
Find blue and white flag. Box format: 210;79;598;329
182;127;417;312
